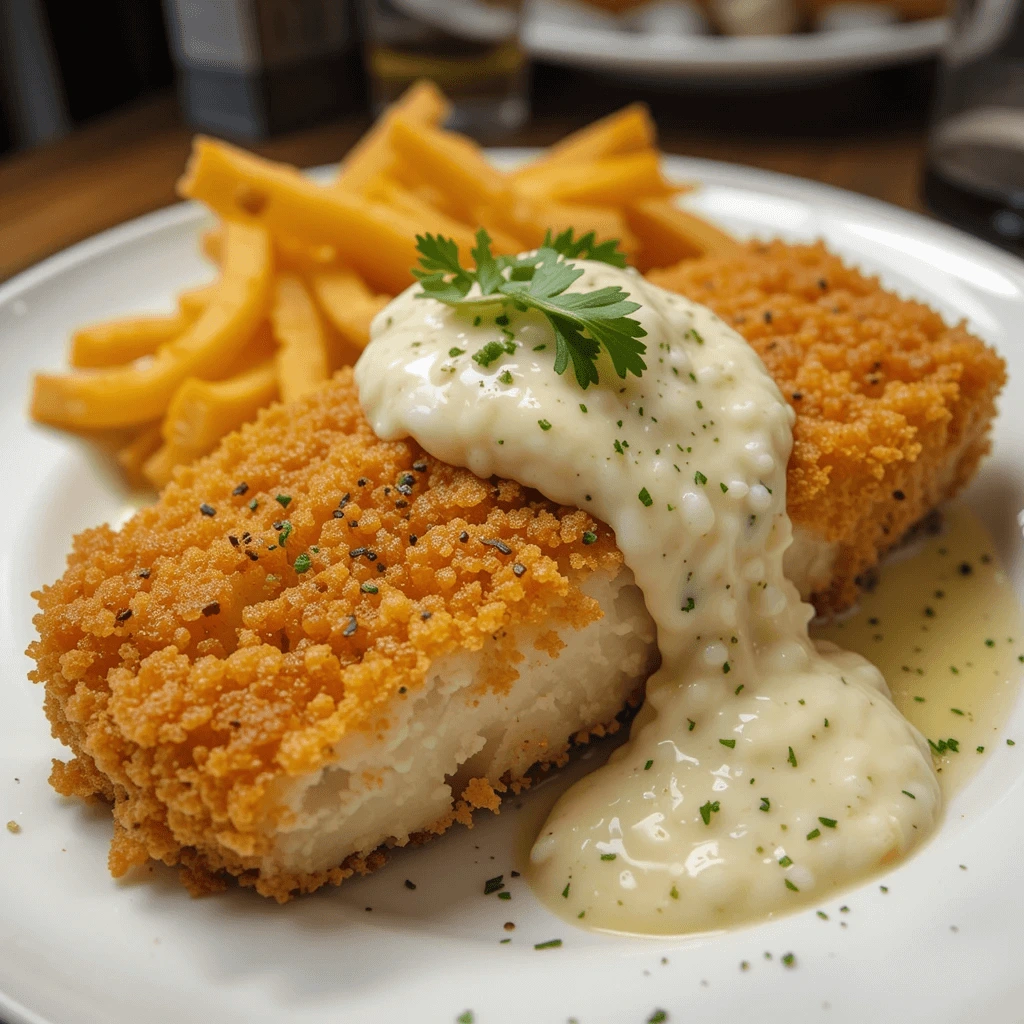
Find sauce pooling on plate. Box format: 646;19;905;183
814;503;1024;799
356;259;940;935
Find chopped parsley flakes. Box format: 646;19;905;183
699;800;720;825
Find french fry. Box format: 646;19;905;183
178;281;218;319
161;359;278;454
625;198;741;271
146;359;279;488
31;220;273;429
201;226;224;264
270;274;330;403
474;195;637;256
273;234;338;275
116;424;164;483
335;80;451;193
140;444;179;490
69;310;196;369
368;176;524;255
388;116;507;223
511;104;656;182
179;137;428;295
310;270;391;353
512;151;676;206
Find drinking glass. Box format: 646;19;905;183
357;0;529;137
923;0;1024;255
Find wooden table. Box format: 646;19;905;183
0;66;935;283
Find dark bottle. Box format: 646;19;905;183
922;0;1024;255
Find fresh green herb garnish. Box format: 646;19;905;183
759;797;770;812
275;494;292;508
784;878;799;892
806;828;820;840
818;816;837;828
699;800;720;825
361;582;379;594
472;339;516;367
694;470;708;486
293;552;311;574
449;347;465;357
534;939;563;950
787;746;798;767
538;419;552;431
484;875;504;895
498;369;513;385
562;883;570;898
582;530;597;545
600;853;617;861
901;790;916;799
778;855;793;867
412;229;646;389
638;487;653;507
720;738;736;749
644;759;654;770
277;521;293;546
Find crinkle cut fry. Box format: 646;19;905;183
29;369;624;900
648;240;1006;611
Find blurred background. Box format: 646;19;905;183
0;0;1021;282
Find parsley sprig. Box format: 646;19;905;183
412;228;647;389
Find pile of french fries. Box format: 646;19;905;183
30;81;739;489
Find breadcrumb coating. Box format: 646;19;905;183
648;241;1006;609
30;370;622;900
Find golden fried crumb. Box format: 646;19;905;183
648;241;1006;609
6;821;20;834
29;370;621;900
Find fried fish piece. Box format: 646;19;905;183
30;371;656;900
649;240;1006;611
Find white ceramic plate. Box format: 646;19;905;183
2;156;1024;1024
524;0;949;81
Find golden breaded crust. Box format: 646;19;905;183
29;369;622;900
648;241;1006;610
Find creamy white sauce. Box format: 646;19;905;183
355;260;940;935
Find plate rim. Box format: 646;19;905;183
523;6;950;78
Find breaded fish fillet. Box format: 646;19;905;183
649;241;1006;610
30;243;1005;900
